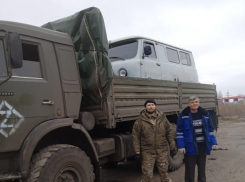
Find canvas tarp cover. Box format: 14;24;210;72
42;7;112;106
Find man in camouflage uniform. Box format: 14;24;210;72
132;99;176;182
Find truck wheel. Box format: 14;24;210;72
168;124;184;171
27;144;94;182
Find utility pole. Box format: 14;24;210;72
225;90;230;97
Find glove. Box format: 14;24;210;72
212;145;219;150
170;148;177;157
179;148;186;154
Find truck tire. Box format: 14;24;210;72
168;124;184;171
27;144;94;182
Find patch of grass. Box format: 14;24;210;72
219;116;245;123
219;102;245;117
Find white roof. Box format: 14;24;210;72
109;36;192;53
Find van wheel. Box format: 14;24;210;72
168;124;184;171
27;144;94;182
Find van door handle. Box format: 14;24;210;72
42;100;54;105
156;63;160;66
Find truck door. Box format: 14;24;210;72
0;35;64;152
140;41;162;79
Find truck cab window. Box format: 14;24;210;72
180;51;191;66
108;41;138;62
0;40;7;77
143;42;157;59
12;43;42;78
166;47;180;63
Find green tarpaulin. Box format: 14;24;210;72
42;7;112;106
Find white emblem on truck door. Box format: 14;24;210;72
0;100;24;138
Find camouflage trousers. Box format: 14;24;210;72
141;152;171;182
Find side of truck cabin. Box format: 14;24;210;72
108;36;198;83
0;21;100;181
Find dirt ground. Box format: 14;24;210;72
101;122;245;182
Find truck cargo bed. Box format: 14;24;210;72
81;75;217;128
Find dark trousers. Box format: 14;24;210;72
184;143;206;182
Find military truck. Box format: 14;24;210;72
0;7;218;182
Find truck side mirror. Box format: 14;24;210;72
9;32;23;68
144;45;152;56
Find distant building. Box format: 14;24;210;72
220;96;245;103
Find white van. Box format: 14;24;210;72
108;36;198;83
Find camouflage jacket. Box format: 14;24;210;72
132;110;175;154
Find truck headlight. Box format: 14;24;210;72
119;69;127;77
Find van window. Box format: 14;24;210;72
157;45;167;61
12;43;42;78
108;40;138;62
180;51;191;66
0;40;7;77
166;47;179;63
144;42;157;59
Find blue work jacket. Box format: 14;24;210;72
176;106;218;155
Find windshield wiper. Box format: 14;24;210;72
109;56;125;62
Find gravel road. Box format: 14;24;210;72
101;122;245;182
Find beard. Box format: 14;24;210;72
146;109;156;114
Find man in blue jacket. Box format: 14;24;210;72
176;96;218;182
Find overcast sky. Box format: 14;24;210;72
1;0;244;96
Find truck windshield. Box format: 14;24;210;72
108;40;138;62
0;40;7;77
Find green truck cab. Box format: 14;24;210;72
0;21;94;181
0;8;218;182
